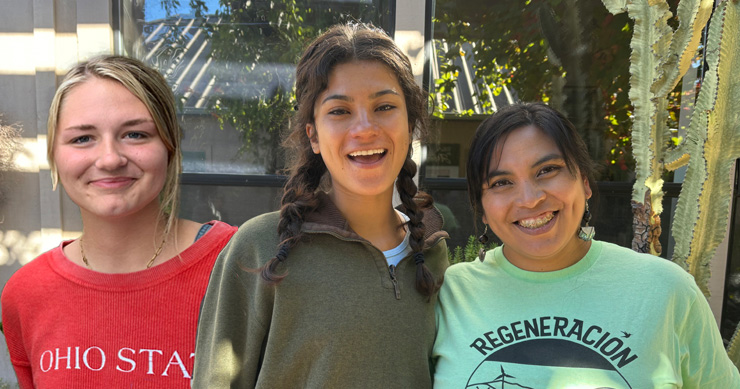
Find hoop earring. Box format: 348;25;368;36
478;224;490;245
578;200;595;241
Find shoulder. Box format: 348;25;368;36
597;241;691;275
439;259;490;295
215;211;281;268
444;259;487;281
205;220;238;239
595;240;699;292
2;248;58;304
413;203;451;249
236;211;280;236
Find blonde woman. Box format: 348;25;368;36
1;56;236;388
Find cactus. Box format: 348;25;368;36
603;0;740;362
664;0;740;295
601;0;713;256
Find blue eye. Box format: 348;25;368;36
125;132;147;139
72;135;91;144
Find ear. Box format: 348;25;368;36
582;174;592;200
306;123;320;154
482;215;488;225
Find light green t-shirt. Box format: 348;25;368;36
433;240;740;388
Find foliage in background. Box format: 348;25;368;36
449;235;497;265
205;0;390;173
432;0;638;181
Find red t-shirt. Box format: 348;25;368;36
1;221;236;388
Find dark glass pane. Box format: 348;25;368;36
721;176;740;347
179;184;282;226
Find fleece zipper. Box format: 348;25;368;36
388;265;401;300
306;229;446;300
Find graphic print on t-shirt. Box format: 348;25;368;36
465;316;637;388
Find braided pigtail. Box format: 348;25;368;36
260;154;325;283
396;151;440;297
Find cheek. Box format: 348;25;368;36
480;192;505;224
54;149;87;178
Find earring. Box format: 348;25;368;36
578;200;595;241
478;224;489;245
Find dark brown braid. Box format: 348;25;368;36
396;150;441;297
260;148;326;283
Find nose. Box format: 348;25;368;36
516;180;545;208
348;109;379;139
95;139;127;170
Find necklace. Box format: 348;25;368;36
79;233;167;270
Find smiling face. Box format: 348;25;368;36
53;77;168;220
307;60;410;201
481;125;592;271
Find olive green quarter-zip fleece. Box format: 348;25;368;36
193;193;449;389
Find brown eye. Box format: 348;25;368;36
328;108;349;115
538;165;561;176
487;179;511;189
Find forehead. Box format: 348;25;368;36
323;60;402;94
488;125;561;169
59;78;149;117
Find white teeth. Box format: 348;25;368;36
518;212;554;229
349;149;385;157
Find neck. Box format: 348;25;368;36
77;202;170;273
505;238;592;272
329;188;404;251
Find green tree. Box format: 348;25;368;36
432;0;637;181
205;0;392;173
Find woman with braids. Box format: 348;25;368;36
432;103;739;388
1;56;237;388
193;23;449;388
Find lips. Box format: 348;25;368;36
516;211;556;229
348;148;386;164
90;177;135;189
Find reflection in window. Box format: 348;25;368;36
431;0;649;182
119;0;394;174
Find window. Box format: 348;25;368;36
117;0;395;222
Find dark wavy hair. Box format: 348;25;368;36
260;22;439;297
467;102;599;219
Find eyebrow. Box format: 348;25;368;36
62;118;154;132
485;153;564;181
320;89;400;105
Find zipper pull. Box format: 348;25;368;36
389;265;401;300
